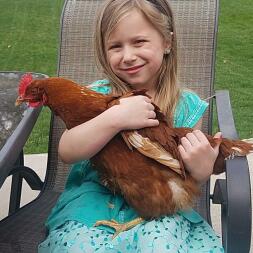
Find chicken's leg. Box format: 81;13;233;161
94;217;144;239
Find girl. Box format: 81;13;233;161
38;0;224;252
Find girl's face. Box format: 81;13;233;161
105;9;169;93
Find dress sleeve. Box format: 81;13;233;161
173;90;209;128
87;79;111;95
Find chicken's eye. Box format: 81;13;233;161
31;87;39;95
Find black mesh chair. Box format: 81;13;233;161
0;1;251;252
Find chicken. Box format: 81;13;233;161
16;74;253;225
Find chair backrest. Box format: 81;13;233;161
44;0;219;223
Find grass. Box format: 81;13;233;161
0;0;64;153
214;0;253;138
0;0;252;154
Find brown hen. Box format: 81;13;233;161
16;74;253;222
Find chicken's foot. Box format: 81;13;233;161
94;217;144;239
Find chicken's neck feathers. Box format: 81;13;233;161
39;78;115;127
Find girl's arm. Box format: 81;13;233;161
178;118;222;183
58;95;159;164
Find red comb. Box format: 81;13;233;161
19;73;33;95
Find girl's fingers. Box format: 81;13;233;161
181;130;210;152
148;111;156;119
192;130;209;144
143;96;152;103
180;137;193;151
213;132;222;152
185;132;200;146
178;144;187;158
147;103;155;111
147;119;159;127
213;132;222;139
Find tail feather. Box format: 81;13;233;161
221;138;253;158
242;138;253;144
242;138;253;153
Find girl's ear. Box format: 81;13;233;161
163;31;173;51
163;40;171;54
163;38;171;51
164;48;171;55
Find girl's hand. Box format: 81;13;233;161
111;95;159;130
178;130;222;183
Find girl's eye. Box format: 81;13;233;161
108;44;121;50
135;40;146;45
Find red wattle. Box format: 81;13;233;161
28;101;42;108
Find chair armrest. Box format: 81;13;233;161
7;164;44;215
212;158;251;253
212;90;252;253
215;90;238;139
0;106;42;188
9;165;44;191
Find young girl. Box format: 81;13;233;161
38;0;224;252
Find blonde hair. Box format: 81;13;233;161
94;0;180;122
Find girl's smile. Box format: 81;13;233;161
121;64;145;74
106;9;169;92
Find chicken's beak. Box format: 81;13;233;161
15;97;24;106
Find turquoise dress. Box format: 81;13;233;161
38;80;224;253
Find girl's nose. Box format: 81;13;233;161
122;46;137;63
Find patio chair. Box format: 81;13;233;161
0;0;251;252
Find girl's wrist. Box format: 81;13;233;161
190;169;211;184
185;162;213;183
104;105;125;132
